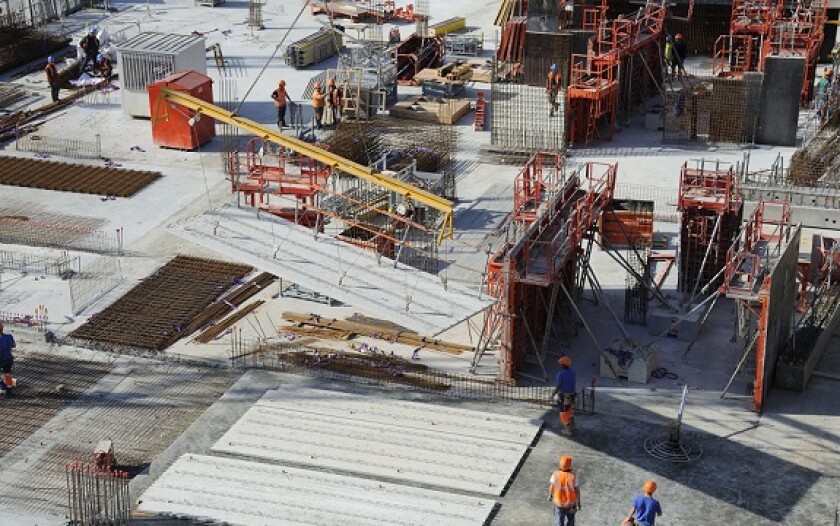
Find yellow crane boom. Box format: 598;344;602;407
153;87;455;243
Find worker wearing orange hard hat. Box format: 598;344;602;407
271;79;290;128
552;356;577;435
548;455;580;526
312;81;326;130
624;480;663;526
326;77;342;126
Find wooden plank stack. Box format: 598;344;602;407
494;0;519;26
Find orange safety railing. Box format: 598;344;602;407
513;152;563;225
677;161;741;213
712;34;760;77
730;0;782;35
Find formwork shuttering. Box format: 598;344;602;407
677;160;743;295
479;155;616;383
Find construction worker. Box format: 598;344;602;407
45;56;60;103
271;80;290;128
507;62;524;83
547;455;581;526
394;193;415;221
672;34;687;77
0;323;16;397
327;78;342;126
663;35;675;79
552;356;576;434
79;28;100;74
546;63;562;117
97;54;112;82
388;26;401;46
815;67;833;121
312;81;326;130
625;480;663;526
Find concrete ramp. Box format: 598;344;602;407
170;204;493;335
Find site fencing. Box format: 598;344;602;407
228;335;597;412
0;306;48;332
16;134;102;160
0;249;79;277
0;213;124;255
69;256;124;315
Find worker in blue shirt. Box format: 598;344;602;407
625;480;663;526
552;356;576;434
0;323;16;396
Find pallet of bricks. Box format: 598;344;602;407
285;29;343;69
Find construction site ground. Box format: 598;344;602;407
0;0;837;524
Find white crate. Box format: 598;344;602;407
116;33;206;118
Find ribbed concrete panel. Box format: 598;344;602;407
258;385;541;444
170;204;494;336
138;454;496;526
213;387;540;495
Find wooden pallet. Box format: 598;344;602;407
389;96;472;125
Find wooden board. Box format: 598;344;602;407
389;96;472;125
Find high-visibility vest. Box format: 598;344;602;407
312;90;326;109
550;470;578;508
547;71;562;91
272;88;288;107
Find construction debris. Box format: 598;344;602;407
389;95;471;124
282;311;474;354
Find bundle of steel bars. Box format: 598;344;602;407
65;462;131;525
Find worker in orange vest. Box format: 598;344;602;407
327;78;342;126
45;56;60;103
552;356;576;435
271;79;290;128
548;455;581;526
546;63;562;117
312;81;326;130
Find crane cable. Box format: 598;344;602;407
233;0;311;116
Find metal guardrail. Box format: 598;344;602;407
16;134;102;160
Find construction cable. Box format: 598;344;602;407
233;0;311;116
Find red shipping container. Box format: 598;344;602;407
148;70;215;150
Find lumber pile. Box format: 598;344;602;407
282;312;475;355
495;0;519;26
183;272;277;335
195;300;264;343
389;95;471;125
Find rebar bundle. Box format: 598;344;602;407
248;0;264;29
65;462;131;525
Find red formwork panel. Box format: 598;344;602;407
148;70;216;150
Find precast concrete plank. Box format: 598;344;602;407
213;388;537;495
170;204;494;336
258;385;541;445
138;454;496;526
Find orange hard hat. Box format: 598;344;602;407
675;33;683;39
558;356;572;367
643;480;657;494
328;78;336;86
278;79;286;86
559;456;572;471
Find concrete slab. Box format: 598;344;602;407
170;203;494;336
213;386;540;495
138;453;497;526
257;384;541;444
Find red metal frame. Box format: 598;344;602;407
513;152;562;225
483;157;617;382
567;53;619;145
678;160;741;214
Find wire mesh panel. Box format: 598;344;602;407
69;256;124;315
16;134;101;160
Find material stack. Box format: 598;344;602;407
285;28;343;69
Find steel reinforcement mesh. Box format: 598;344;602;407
70;256;252;351
0;353;113;458
0;156;161;197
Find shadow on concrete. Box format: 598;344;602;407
538;399;822;522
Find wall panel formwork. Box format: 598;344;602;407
756;226;800;410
